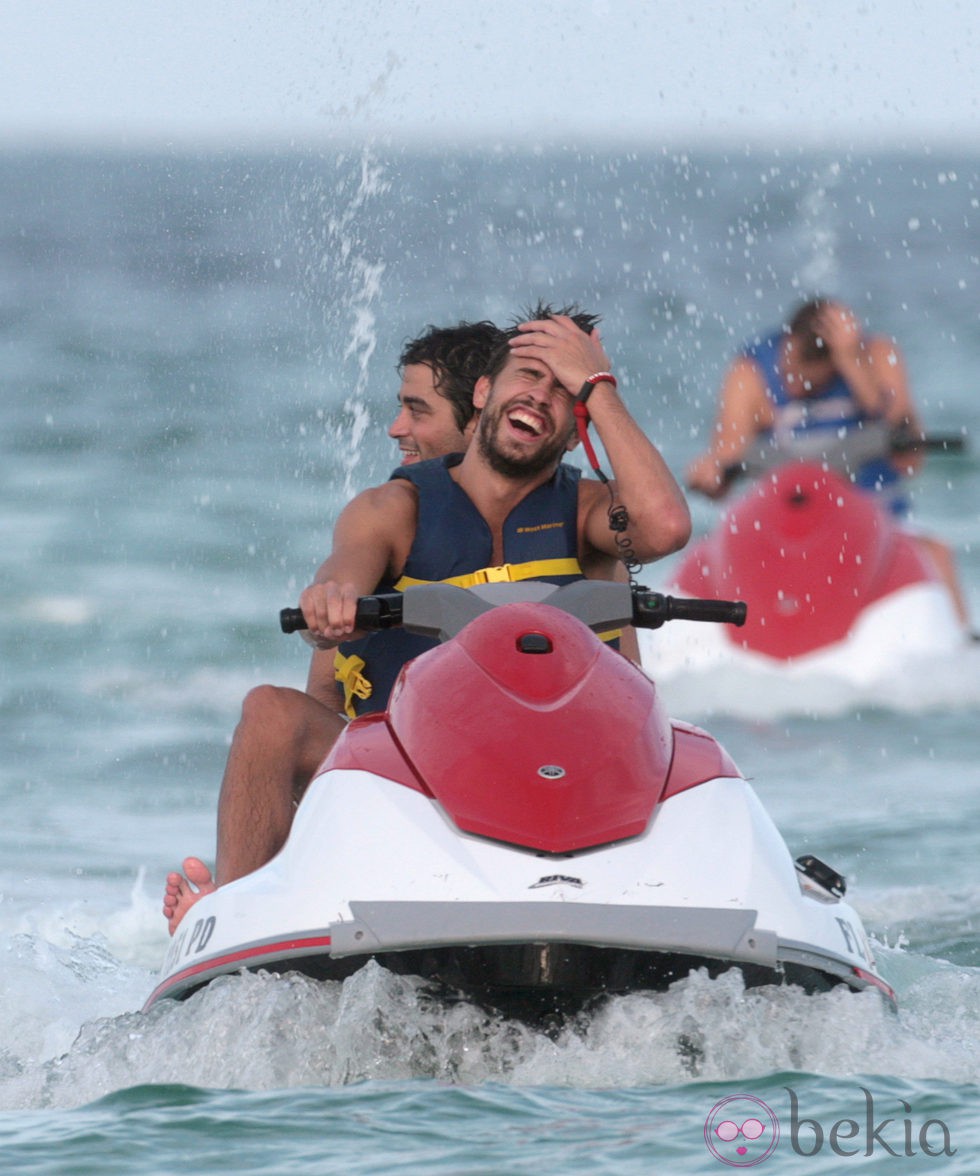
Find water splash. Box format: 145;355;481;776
325;150;389;496
798;159;842;294
3;948;977;1111
288;148;390;496
340;254;386;494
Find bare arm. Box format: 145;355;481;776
509;314;691;565
864;336;919;428
577;379;691;564
820;307;924;473
305;650;346;710
818;305;887;417
685;356;772;497
297;480;418;646
868;334;924;474
819;305;920;426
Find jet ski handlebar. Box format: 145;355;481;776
714;422;968;494
279;594;404;634
632;591;746;629
279;586;746;636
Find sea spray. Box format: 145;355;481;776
285;148;390;498
3;954;976;1112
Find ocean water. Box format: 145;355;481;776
1;145;978;1172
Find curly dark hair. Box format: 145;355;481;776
482;301;602;382
398;321;505;431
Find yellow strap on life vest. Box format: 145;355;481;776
333;651;373;719
394;556;582;592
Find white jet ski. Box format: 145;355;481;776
146;581;896;1019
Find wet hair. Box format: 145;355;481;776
787;298;834;363
399;320;506;431
482;301;602;382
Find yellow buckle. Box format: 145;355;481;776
479;564;513;583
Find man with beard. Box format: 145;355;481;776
164;305;691;932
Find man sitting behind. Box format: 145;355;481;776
165;304;692;932
389;320;503;465
164;318;505;929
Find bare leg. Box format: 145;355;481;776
914;534;971;628
164;685;346;934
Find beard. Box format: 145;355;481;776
476;398;572;478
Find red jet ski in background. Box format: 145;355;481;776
642;426;969;684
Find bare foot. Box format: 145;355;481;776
163;856;216;936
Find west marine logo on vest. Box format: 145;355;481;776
515;521;566;534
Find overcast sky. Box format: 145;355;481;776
2;0;977;148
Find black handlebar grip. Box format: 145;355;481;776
279;607;307;633
728;600;748;627
634;592;747;629
890;428;967;454
279;593;405;636
664;596;748;627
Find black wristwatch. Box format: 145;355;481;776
576;371;617;405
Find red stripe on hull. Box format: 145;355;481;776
852;965;897;1007
144;934;332;1010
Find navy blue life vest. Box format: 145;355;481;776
335;455;584;717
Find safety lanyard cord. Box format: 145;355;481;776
574;403;608;483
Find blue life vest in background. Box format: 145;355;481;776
745;332;906;514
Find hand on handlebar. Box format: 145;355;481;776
296;580;364;647
282;587;746;639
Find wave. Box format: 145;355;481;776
1;931;976;1110
647;646;980;720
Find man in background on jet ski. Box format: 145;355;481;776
164;305;692;933
685;297;968;625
